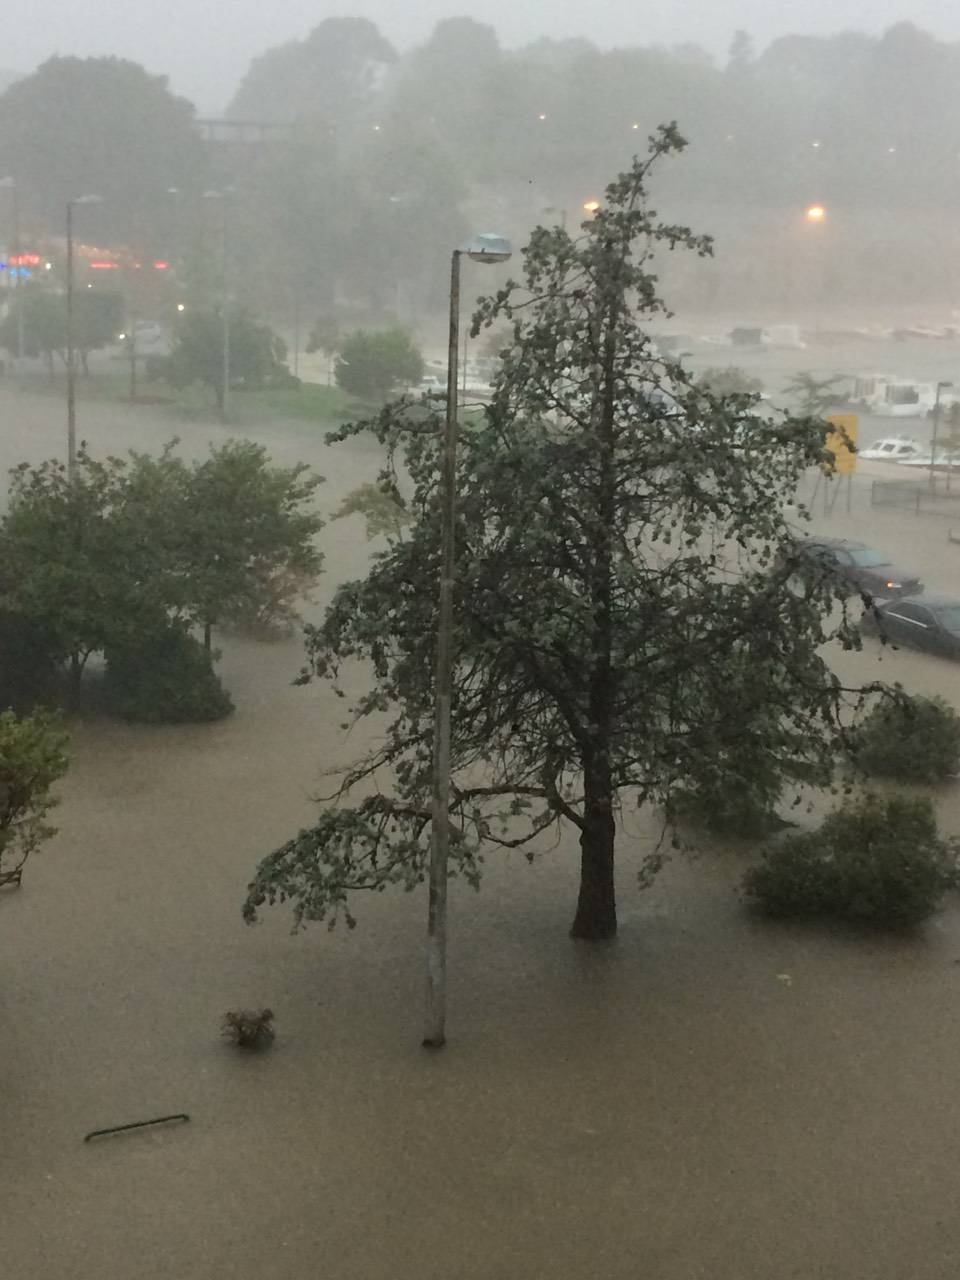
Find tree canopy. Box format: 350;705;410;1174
156;308;291;410
0;56;203;244
0;290;123;371
226;17;396;124
0;440;324;699
334;329;424;401
245;129;868;943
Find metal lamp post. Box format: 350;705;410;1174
0;177;24;374
930;380;953;491
66;194;102;479
423;232;512;1050
203;189;232;422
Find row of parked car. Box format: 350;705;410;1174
791;535;960;659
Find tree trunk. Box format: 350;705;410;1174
203;620;212;651
569;285;620;942
570;766;617;939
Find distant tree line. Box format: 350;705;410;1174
3;19;960;323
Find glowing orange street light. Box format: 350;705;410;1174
805;204;827;223
583;200;601;214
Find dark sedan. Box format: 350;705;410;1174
789;537;923;598
861;593;960;658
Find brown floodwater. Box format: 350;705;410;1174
4;376;960;1278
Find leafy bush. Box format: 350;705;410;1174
222;565;317;640
743;792;957;929
334;328;424;400
222;1007;275;1050
851;694;960;784
105;626;234;724
0;708;69;887
331;482;410;541
668;777;785;839
0;608;61;712
697;366;764;397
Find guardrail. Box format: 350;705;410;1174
870;479;960;518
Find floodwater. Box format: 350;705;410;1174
4;362;960;1279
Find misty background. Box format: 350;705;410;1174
3;12;960;353
7;1;960;112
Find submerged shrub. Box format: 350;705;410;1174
851;694;960;784
222;1008;275;1050
743;792;957;930
105;626;233;724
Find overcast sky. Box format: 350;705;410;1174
7;1;959;113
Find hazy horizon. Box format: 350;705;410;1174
6;1;960;114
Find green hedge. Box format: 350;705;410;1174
851;694;960;784
743;792;957;930
105;626;234;724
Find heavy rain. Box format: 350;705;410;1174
4;7;960;1279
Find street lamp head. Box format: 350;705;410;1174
462;233;511;264
583;199;602;214
71;194;102;206
805;203;826;222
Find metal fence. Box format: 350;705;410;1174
870;479;960;519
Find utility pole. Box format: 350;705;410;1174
65;194;102;478
423;247;461;1051
423;234;511;1050
203;189;231;422
66;201;77;478
0;178;25;372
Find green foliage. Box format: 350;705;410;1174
156;308;290;409
0;289;122;369
0;450;152;687
0;440;323;708
176;440;324;641
246;132;866;940
0;708;69;886
331;482;410;540
227;17;396;121
668;780;785;840
0;609;60;712
851;693;960;784
104;625;234;723
743;792;957;930
334;329;424;401
697;366;764;397
0;55;202;243
782;372;847;417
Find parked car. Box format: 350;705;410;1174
786;536;923;598
861;593;960;659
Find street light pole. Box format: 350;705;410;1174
204;189;231;422
423;246;461;1051
930;380;952;491
66;200;77;477
423;233;511;1050
66;194;102;478
0;177;24;373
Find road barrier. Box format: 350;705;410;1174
870;479;960;519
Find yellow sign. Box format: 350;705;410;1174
826;413;858;474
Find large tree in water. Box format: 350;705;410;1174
245;125;859;942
